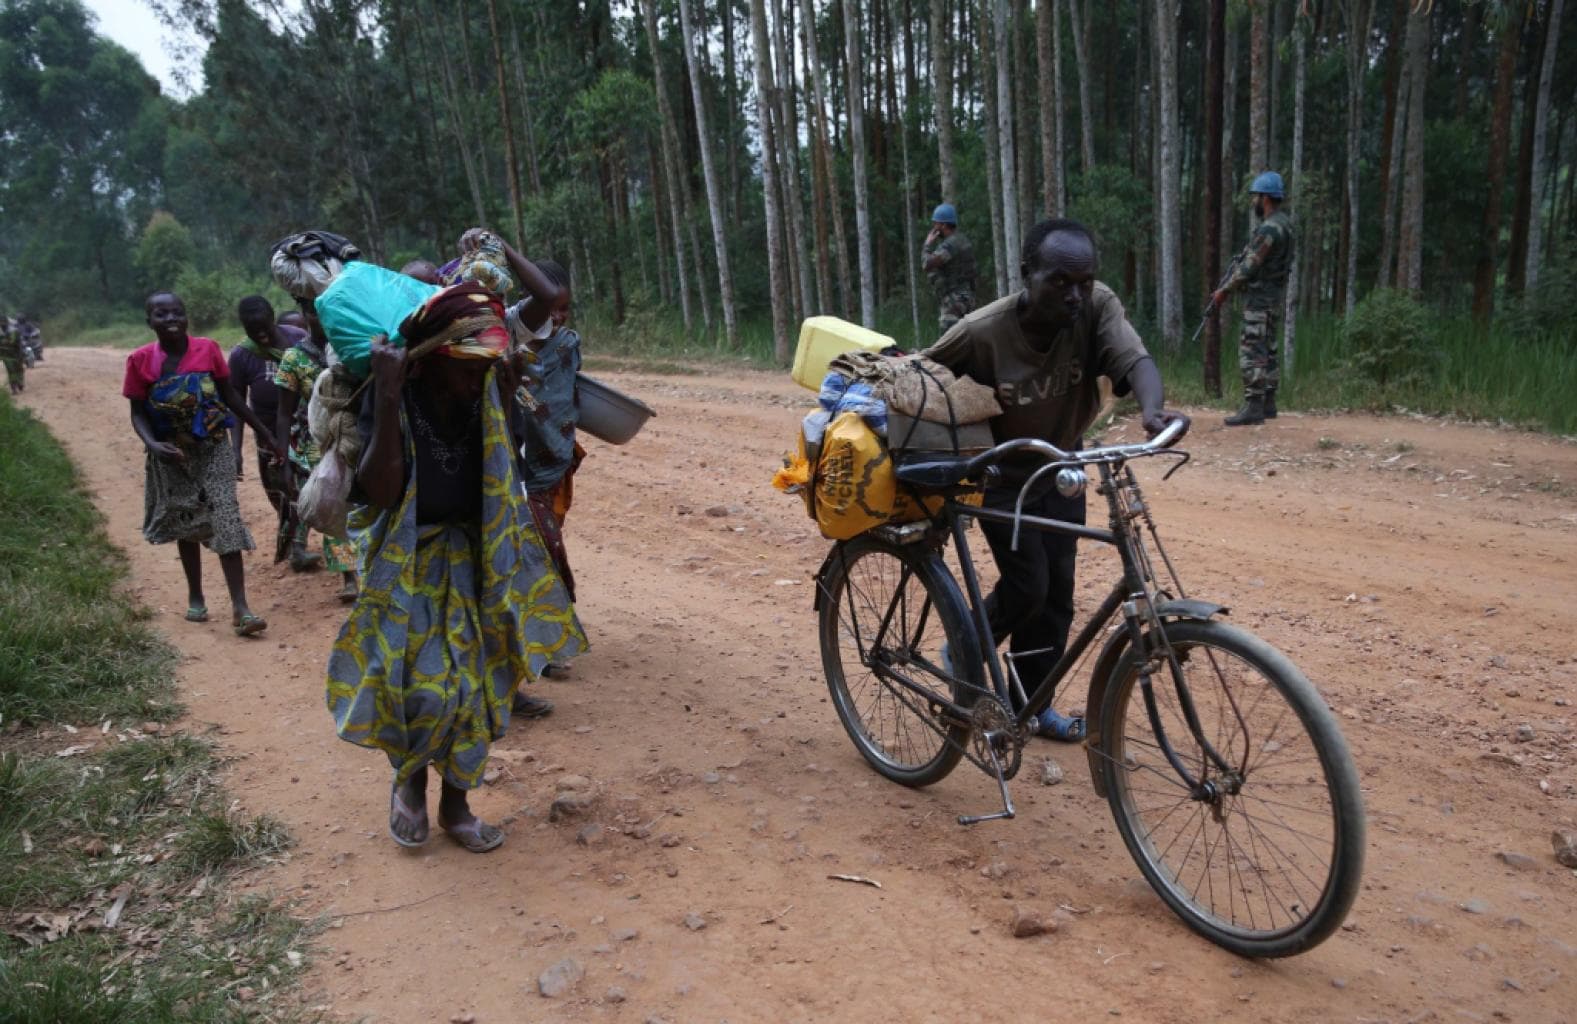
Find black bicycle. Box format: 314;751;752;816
813;418;1364;958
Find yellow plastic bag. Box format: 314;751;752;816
810;412;936;539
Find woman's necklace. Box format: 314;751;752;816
409;397;481;476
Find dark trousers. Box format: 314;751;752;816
978;486;1086;711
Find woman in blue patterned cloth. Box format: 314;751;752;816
325;284;585;853
124;292;286;636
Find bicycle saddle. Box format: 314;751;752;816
894;456;977;490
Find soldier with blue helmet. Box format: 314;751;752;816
922;203;978;333
1214;170;1294;426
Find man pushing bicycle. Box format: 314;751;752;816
923;217;1188;741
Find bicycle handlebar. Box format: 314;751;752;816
965;415;1191;479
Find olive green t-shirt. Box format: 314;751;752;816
921;283;1149;470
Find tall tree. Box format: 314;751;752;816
993;0;1023;289
931;0;958;203
1471;1;1524;323
1153;0;1182;349
1283;7;1307;378
1394;0;1428;294
1204;0;1225;397
979;0;1009;295
639;0;695;332
1375;14;1411;289
771;0;816;317
483;0;525;247
1526;0;1566;291
1248;0;1270;174
843;0;877;325
750;0;792;358
1341;0;1375;316
1037;0;1065;216
677;0;740;348
801;0;854;316
1068;0;1096;175
889;0;922;340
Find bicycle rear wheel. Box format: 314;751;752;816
1097;619;1364;958
818;535;981;787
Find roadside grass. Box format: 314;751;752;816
0;396;179;726
0;395;311;1022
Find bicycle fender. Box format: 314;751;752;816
811;545;841;612
1083;599;1229;797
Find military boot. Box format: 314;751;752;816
1264;387;1278;419
1224;396;1266;427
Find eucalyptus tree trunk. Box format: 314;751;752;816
1153;0;1182;349
1204;0;1225;397
506;10;542;196
979;0;1009;296
1068;0;1096;175
674;0;738;347
1036;0;1063;216
1220;11;1238;251
1394;2;1429;295
993;0;1022;289
1471;0;1522;323
1376;49;1410;289
799;7;835;317
931;0;957;203
419;8;487;226
1283;13;1306;378
890;0;922;341
772;0;817;317
1342;0;1374;317
639;0;695;332
483;0;525;247
1248;0;1269;172
1526;0;1566;292
801;0;854;317
842;0;878;326
751;0;793;358
1013;0;1034;227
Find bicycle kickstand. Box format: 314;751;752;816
958;735;1017;826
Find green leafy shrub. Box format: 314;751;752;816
1340;288;1440;401
134;211;194;292
172;266;273;330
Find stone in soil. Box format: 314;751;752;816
1464;943;1493;962
1496;851;1538;871
604;986;627;1004
1514;724;1536;743
705;505;730;517
1459;898;1491;915
659;833;682;848
1040;759;1065;786
683;911;707;931
980;861;1012;880
549;793;594;822
576;823;604;846
1010;905;1056;938
537;957;584;998
611;927;639;942
1553;828;1577;868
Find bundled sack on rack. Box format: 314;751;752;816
269;229;362;300
826;350;1001;426
800;410;942;540
314;262;441;378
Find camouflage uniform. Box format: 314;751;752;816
922;231;978;331
1222;210;1294;399
0;317;23;394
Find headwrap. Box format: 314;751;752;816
398;283;509;362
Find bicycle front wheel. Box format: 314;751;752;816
1098;619;1364;958
818;535;981;787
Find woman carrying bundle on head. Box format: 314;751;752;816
326;283;585;853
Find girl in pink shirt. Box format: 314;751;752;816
125;291;286;636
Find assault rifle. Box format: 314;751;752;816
1189;253;1244;346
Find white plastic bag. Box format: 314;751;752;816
296;449;353;539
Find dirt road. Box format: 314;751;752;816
21;347;1577;1023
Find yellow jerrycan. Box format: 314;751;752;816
790;316;896;391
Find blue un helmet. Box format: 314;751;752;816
931;203;959;225
1250;171;1286;199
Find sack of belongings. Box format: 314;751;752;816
773;358;997;541
269;229;362;300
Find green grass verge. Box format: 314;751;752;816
0;402;309;1021
0;395;179;726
